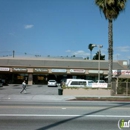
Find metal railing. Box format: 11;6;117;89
111;82;130;96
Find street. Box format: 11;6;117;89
0;101;130;130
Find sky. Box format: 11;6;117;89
0;0;130;61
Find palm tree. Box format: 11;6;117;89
95;0;127;84
88;44;94;60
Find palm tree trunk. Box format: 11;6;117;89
108;19;113;84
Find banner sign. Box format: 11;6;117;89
0;67;10;71
113;70;130;75
91;83;108;88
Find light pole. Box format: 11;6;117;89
92;44;103;81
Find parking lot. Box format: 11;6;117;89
0;84;59;95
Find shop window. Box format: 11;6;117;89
17;76;24;80
38;76;44;80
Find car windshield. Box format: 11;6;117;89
49;80;56;82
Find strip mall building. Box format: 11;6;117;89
0;57;129;85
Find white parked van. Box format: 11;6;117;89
65;79;95;87
66;79;87;87
65;79;84;86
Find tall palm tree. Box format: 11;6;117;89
95;0;127;84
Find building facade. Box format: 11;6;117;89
0;57;129;85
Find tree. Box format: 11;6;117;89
72;55;76;57
93;51;105;60
84;56;89;60
88;44;94;60
95;0;127;83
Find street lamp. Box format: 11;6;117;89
92;44;103;81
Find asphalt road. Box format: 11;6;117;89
0;101;130;130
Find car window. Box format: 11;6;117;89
70;81;86;85
88;80;94;83
100;80;105;83
70;81;79;85
79;81;86;85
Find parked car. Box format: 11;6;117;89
48;80;57;87
95;80;106;83
0;80;3;87
86;80;95;87
0;79;8;85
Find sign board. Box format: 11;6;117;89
34;68;48;72
70;69;85;73
0;67;10;71
91;83;108;88
51;69;67;73
13;68;27;72
88;70;104;74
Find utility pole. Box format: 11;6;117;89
13;50;15;58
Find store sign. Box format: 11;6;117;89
13;68;27;72
0;67;10;71
113;70;130;75
51;69;67;73
70;69;85;73
88;70;104;74
34;68;48;72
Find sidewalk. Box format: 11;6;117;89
0;94;76;102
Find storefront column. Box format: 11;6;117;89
28;74;33;85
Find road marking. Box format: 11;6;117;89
0;114;130;118
0;105;129;110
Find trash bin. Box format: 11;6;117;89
58;88;63;95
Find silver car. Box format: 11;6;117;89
48;80;57;87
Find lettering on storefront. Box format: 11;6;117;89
0;67;10;71
51;69;67;73
34;68;48;72
13;68;27;72
70;69;86;73
113;70;130;75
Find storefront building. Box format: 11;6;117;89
0;57;129;85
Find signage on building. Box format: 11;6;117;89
34;68;48;72
51;69;67;73
13;68;27;72
88;70;104;74
113;70;130;75
70;69;85;73
0;67;10;71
